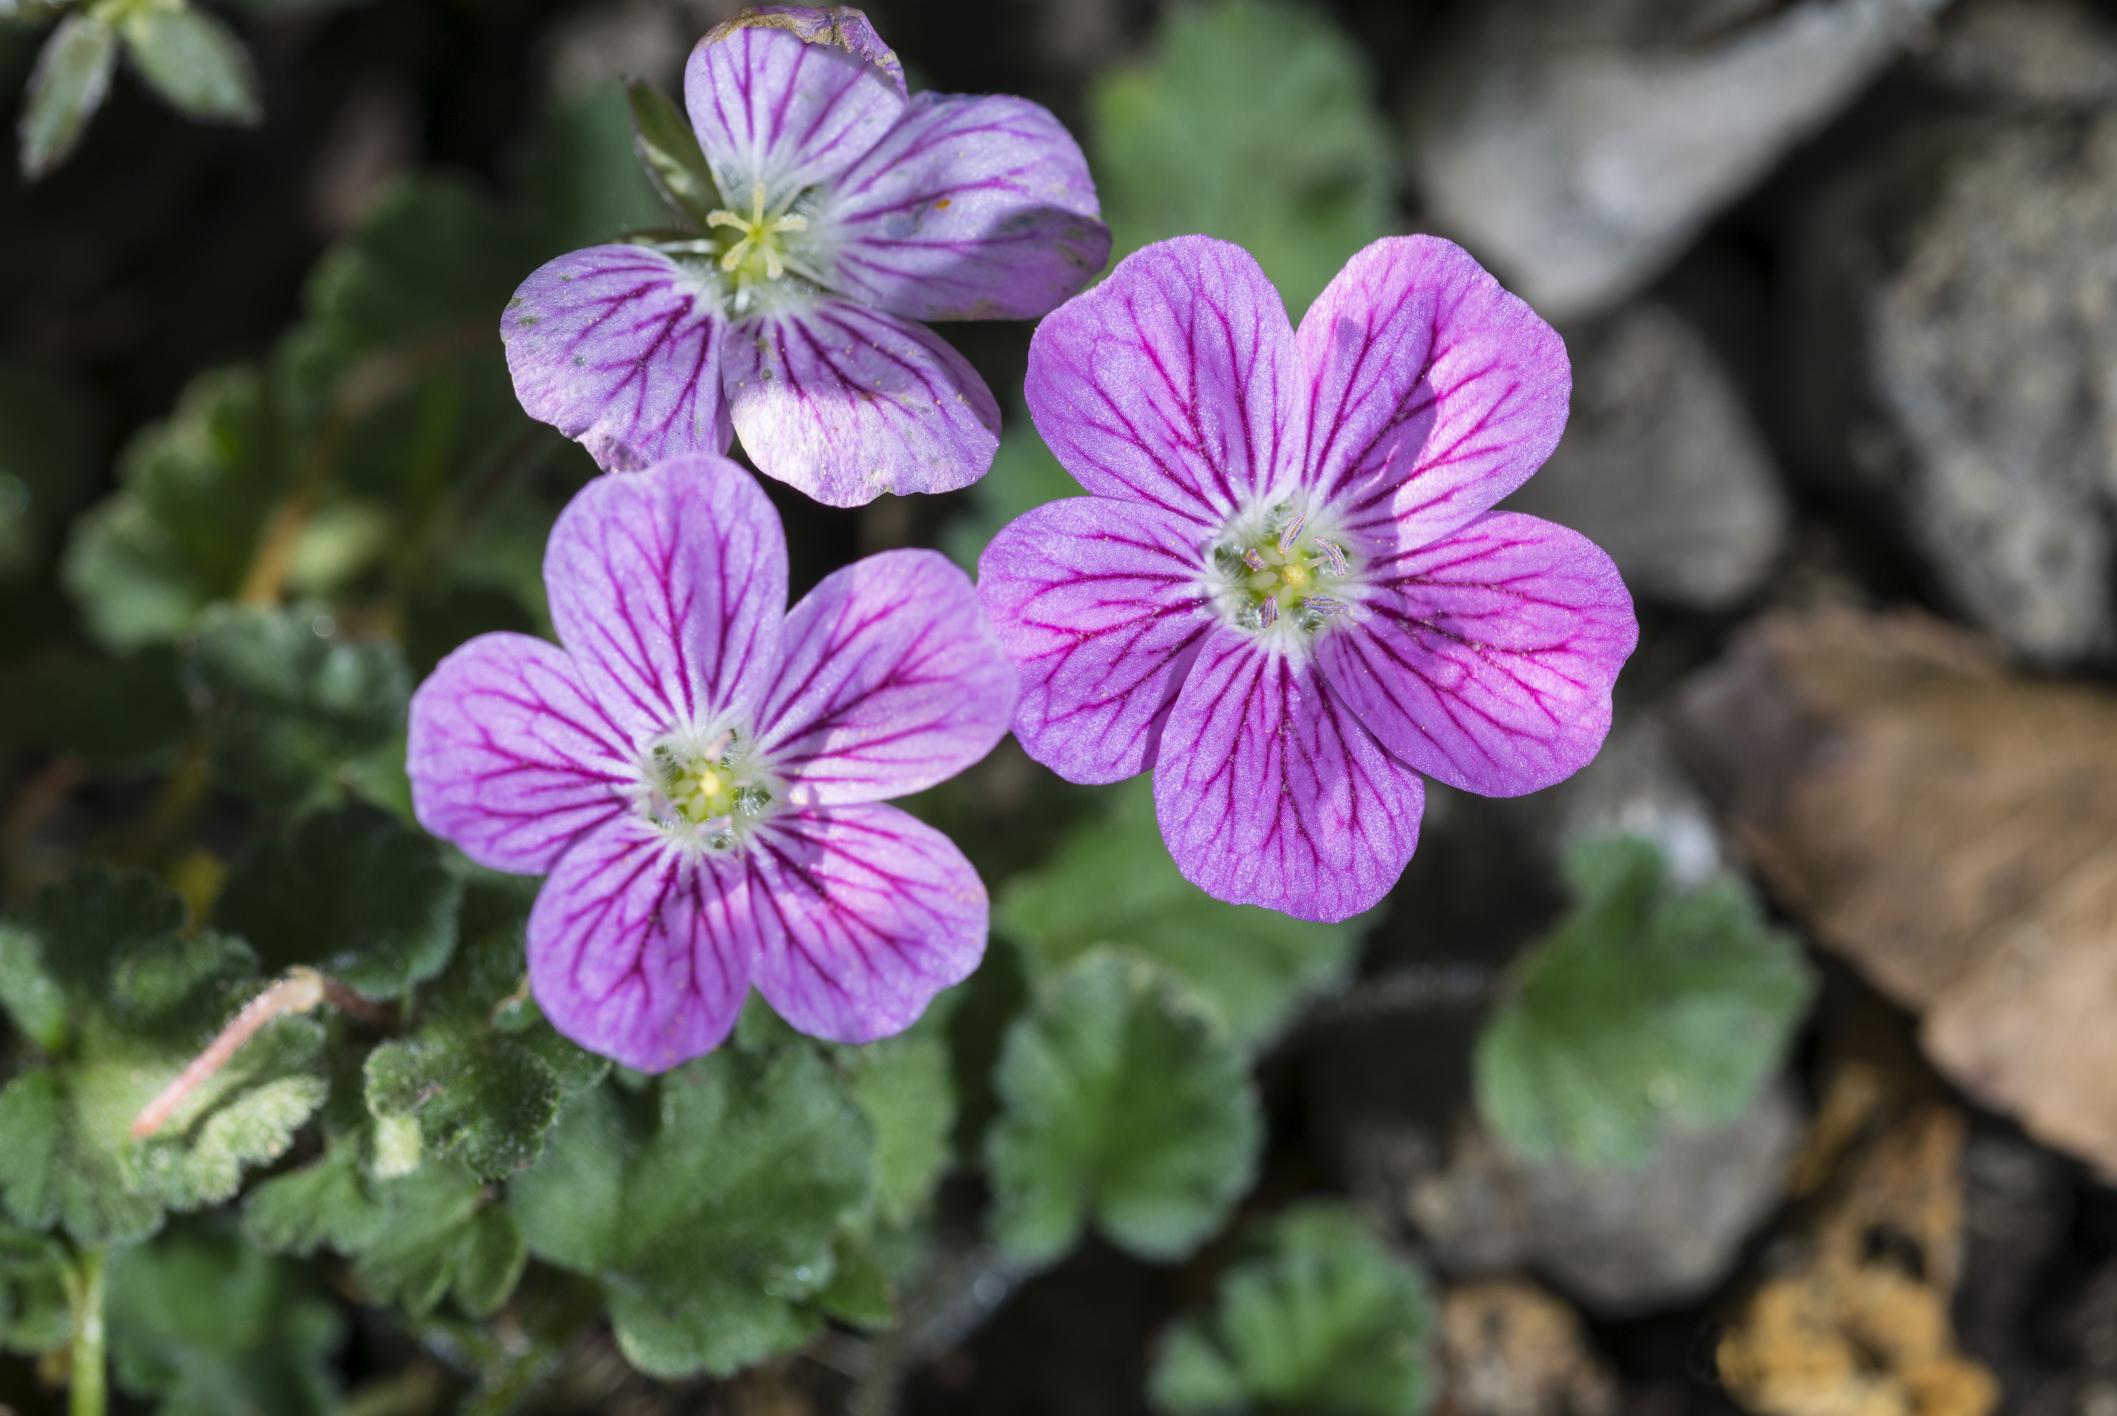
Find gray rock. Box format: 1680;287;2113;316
1791;110;2117;661
1538;712;1725;887
1406;0;1954;319
1511;303;1788;611
1402;1081;1805;1317
1926;0;2117;108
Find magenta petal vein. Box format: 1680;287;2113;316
408;454;1018;1070
977;234;1641;923
501;4;1110;506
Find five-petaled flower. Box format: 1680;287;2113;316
407;456;1017;1070
977;235;1639;923
503;4;1110;507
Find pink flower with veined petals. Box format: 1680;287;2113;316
408;455;1016;1070
977;235;1639;924
502;4;1109;508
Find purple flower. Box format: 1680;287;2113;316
407;455;1017;1070
977;236;1639;923
503;5;1110;508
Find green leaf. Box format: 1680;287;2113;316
0;1221;70;1355
19;13;117;178
0;873;327;1246
241;1142;384;1257
360;878;603;1179
119;4;262;125
840;1027;955;1227
986;951;1261;1267
1474;837;1816;1170
182;604;411;806
511;1048;873;1379
8;647;190;771
365;1029;560;1182
107;1226;341;1416
627;78;720;228
218;801;460;999
1150;1204;1435;1416
1000;780;1361;1049
1091;0;1395;312
62;367;284;651
0;358;96;582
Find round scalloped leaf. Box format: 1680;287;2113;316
218;801;461;1000
1475;836;1815;1170
986;951;1261;1267
1151;1204;1435;1416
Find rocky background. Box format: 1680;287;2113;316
5;0;2117;1413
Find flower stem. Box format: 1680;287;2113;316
129;968;327;1139
66;1247;106;1416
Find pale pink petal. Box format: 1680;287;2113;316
1025;236;1307;528
542;456;786;741
502;245;730;472
743;804;985;1043
1297;236;1569;547
822;92;1109;322
684;18;904;204
976;497;1213;784
737;6;907;94
406;633;635;874
1317;512;1637;797
754;549;1015;805
722;299;1000;506
527;816;754;1072
1154;631;1424;923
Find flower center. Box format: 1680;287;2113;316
1209;501;1358;644
635;723;781;852
705;181;821;303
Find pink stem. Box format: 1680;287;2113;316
129;969;326;1140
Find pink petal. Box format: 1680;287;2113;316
1154;631;1425;923
735;6;908;95
1316;512;1638;797
976;496;1213;784
1025;236;1307;528
754;549;1016;805
1297;236;1569;547
407;633;635;874
823;92;1110;322
502;245;730;473
527;816;754;1072
684;18;904;203
543;456;786;742
721;299;1001;506
743;804;986;1043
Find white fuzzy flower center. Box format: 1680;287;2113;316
635;722;782;852
1208;499;1360;651
703;181;830;313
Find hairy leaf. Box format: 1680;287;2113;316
218;801;460;999
841;1027;955;1227
511;1048;873;1378
1151;1204;1435;1416
183;605;412;806
0;873;327;1246
1475;837;1815;1169
627;78;720;228
987;952;1261;1266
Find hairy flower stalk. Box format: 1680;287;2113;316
407;456;1017;1070
977;235;1640;921
130;968;327;1139
501;5;1110;506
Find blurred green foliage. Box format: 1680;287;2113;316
1475;837;1814;1169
